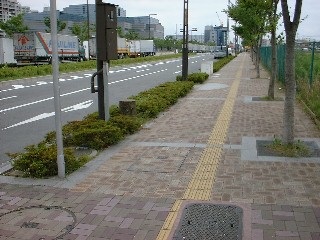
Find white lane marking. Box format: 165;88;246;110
12;85;25;89
0;96;17;101
0;96;53;113
62;100;93;112
3;112;56;130
3;100;94;130
36;81;48;85
0;87;91;113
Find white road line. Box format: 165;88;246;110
0;87;91;113
3;100;94;130
0;96;17;101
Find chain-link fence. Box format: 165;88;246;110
260;42;320;86
260;41;320;119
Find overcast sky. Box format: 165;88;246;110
18;0;320;40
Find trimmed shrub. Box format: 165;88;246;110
72;124;123;150
109;115;143;135
176;72;209;84
213;56;235;72
9;143;83;178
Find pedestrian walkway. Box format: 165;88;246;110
0;52;320;240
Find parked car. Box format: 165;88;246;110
214;50;227;59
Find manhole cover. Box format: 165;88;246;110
0;205;76;239
173;203;243;240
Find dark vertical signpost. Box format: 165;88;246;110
95;0;118;120
182;0;189;80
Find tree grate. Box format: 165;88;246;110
173;203;243;240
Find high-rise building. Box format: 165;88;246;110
63;4;126;23
118;16;164;39
0;0;31;37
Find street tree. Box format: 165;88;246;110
124;30;139;40
227;0;270;78
267;0;280;99
44;17;66;33
0;13;28;38
281;0;303;144
71;22;94;44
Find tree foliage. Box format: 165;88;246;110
0;13;28;38
124;30;139;40
154;36;182;51
44;16;66;33
226;0;272;78
71;22;95;44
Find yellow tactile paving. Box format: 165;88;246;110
156;54;246;240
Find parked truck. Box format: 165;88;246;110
139;40;155;57
13;32;86;65
128;40;141;58
0;38;16;64
89;37;155;59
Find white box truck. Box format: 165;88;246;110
139;40;155;56
13;32;85;64
0;38;16;64
128;40;141;58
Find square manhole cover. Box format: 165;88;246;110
173;203;243;240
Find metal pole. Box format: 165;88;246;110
182;0;188;80
149;15;151;39
87;0;90;60
50;0;65;178
96;0;105;120
226;0;230;56
103;61;110;121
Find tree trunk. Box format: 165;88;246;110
256;37;262;78
282;33;296;144
268;28;277;99
281;0;302;145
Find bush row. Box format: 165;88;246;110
213;56;235;72
9;78;200;178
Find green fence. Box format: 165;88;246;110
260;42;320;87
260;44;286;84
260;42;320;120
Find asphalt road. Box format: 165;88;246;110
0;53;216;165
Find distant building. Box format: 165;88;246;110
0;0;31;37
204;25;228;46
166;34;204;43
23;10;87;35
118;16;164;39
2;2;165;39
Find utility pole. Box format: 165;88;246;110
87;0;90;60
182;0;188;80
50;0;65;178
148;14;157;39
94;0;118;120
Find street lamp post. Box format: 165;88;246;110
182;0;188;80
87;0;90;60
148;14;157;39
190;27;197;42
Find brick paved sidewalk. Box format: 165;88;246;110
0;52;320;240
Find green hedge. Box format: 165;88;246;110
213;56;235;72
9;80;195;178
